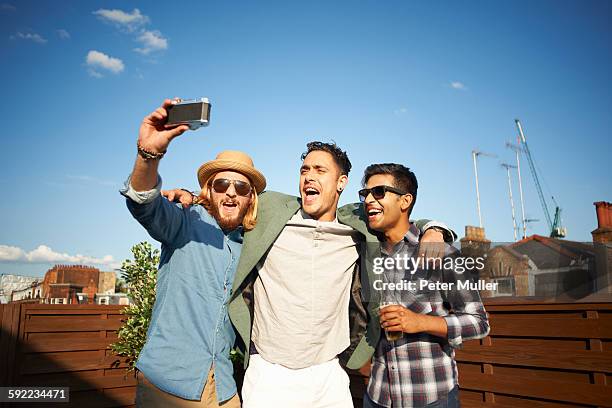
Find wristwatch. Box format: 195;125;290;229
429;226;449;241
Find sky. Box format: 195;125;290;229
0;0;610;278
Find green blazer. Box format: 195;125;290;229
228;191;448;370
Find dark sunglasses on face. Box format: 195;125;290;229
358;185;408;202
210;178;253;196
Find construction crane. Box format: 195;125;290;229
472;149;497;228
506;142;528;239
501;163;519;241
514;119;566;238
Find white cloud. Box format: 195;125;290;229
93;7;168;56
0;244;121;269
85;50;125;77
394;107;408;116
0;245;23;261
450;81;467;91
134;30;168;54
10;32;47;44
87;69;103;79
1;3;16;12
57;29;70;40
93;8;149;31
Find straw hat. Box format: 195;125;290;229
197;150;266;193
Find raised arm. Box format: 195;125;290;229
120;100;192;246
131;99;189;191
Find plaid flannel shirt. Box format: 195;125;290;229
367;223;490;407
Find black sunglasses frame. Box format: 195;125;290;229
358;185;408;202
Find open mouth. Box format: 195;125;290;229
366;206;383;222
221;200;238;214
303;185;320;205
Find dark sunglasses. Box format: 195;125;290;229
210;178;252;197
358;185;407;202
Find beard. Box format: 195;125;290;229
210;199;249;231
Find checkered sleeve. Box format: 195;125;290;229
444;301;489;348
442;254;490;348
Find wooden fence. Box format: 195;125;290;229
2;300;612;407
1;303;135;407
349;298;612;407
456;299;612;408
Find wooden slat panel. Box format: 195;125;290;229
20;371;137;391
460;372;611;406
0;303;21;386
456;362;484;374
20;351;129;375
22;304;124;311
488;312;586;319
493;394;593;408
22;310;124;316
458;389;484;402
489;365;591;383
484;304;612;312
23;336;118;353
488;316;612;338
461;401;587;408
485;337;588;351
456;344;612;372
26;313;119;323
482;299;612;308
24;317;121;333
26;331;118;341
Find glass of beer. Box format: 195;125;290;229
380;301;404;341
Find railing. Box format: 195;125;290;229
2;300;611;407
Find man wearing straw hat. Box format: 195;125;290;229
121;99;266;407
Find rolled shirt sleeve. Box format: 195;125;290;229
120;174;162;204
120;174;188;247
443;303;490;348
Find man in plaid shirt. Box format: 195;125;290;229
358;163;490;408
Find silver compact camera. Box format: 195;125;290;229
166;98;211;130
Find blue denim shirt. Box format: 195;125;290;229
120;178;241;402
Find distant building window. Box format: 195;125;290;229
493;277;515;296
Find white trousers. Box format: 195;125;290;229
242;354;354;408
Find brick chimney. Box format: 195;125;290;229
460;226;491;264
592;201;612;243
